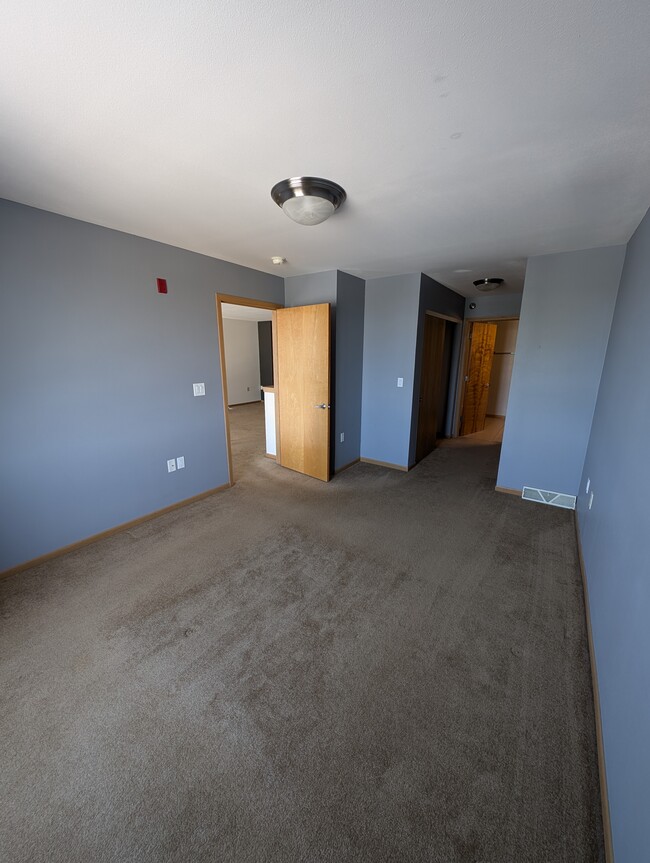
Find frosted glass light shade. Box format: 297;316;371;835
271;177;346;226
473;277;505;292
282;195;336;226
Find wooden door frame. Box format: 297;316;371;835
452;315;519;438
425;310;462;324
216;293;283;486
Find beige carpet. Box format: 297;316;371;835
0;404;603;862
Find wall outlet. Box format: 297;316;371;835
193;383;205;397
177;456;185;469
167;459;176;473
340;432;345;443
397;377;404;388
588;491;594;510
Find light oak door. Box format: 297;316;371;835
273;303;331;481
460;322;497;436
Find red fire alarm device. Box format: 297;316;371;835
156;278;168;294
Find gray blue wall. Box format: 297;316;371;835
284;270;337;308
464;292;522;319
419;273;465;322
334;272;365;470
0;200;283;571
360;274;422;468
576;209;649;863
497;245;625;494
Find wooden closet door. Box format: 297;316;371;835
461;322;497;436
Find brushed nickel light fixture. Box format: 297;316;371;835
473;277;504;292
271;176;346;226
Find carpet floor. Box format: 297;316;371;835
0;404;604;862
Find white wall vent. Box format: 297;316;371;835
522;486;576;510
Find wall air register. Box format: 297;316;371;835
521;487;576;510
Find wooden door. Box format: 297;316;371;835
416;315;447;462
460;322;497;435
273;303;331;481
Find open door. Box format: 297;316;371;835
460;322;497;435
273;303;331;481
416;314;447;462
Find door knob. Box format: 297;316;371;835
314;403;330;409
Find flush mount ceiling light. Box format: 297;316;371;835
473;277;504;292
271;256;287;265
271;176;346;226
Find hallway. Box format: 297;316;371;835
440;415;505;448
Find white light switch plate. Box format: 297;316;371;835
193;383;205;397
167;459;176;473
177;456;185;469
397;377;404;388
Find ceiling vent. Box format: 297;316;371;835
522;487;576;510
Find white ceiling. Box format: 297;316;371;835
221;303;273;322
2;0;650;297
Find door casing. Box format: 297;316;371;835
216;293;283;486
452;316;519;438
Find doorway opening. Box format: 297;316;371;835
414;311;463;463
454;317;519;445
216;294;283;485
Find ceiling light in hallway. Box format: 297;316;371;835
473;278;504;292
